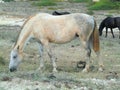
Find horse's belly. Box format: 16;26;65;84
49;30;76;44
52;37;75;44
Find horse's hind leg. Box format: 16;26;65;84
110;28;115;38
46;45;57;73
82;41;91;72
119;29;120;39
118;27;120;39
95;51;104;72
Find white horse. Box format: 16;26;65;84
9;13;104;72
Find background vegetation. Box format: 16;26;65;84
32;0;57;6
32;0;120;10
2;0;120;10
0;0;120;89
88;0;120;10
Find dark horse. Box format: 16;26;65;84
99;17;120;38
52;11;70;15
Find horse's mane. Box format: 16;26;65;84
13;15;34;48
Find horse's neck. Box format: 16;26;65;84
100;21;105;30
14;28;32;51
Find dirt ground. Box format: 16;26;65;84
0;1;120;90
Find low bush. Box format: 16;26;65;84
88;0;120;10
2;0;14;2
0;56;5;65
32;0;57;6
68;0;89;3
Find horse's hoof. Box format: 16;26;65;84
77;61;86;69
52;68;58;73
82;68;89;73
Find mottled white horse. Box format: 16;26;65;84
9;13;104;72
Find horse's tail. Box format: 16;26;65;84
93;20;100;52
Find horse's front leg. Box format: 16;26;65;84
37;43;45;71
105;27;108;38
110;28;115;38
43;41;57;73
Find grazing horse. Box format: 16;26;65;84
9;13;104;73
99;17;120;38
52;11;70;15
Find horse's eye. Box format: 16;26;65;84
13;55;17;59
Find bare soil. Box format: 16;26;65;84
0;1;120;90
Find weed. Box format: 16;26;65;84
47;7;58;10
0;27;19;42
32;0;57;6
0;56;5;65
68;0;90;3
88;0;120;10
105;14;113;17
2;0;13;2
86;10;94;15
0;87;5;90
105;42;114;47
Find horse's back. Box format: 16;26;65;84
37;13;93;21
71;13;95;34
114;17;120;27
23;13;95;43
38;13;95;35
31;13;94;29
103;17;115;28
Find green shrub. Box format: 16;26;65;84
87;10;94;15
68;0;90;3
33;0;57;6
3;0;14;2
0;56;5;65
88;0;120;10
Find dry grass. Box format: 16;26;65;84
0;27;120;89
0;1;120;89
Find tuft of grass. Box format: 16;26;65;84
0;56;6;65
47;7;58;10
0;27;19;42
68;0;90;3
86;10;94;15
88;0;120;10
105;42;114;47
32;0;57;6
105;14;113;17
0;87;5;90
2;0;13;2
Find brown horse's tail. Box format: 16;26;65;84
93;20;100;52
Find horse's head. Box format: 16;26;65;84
99;23;104;36
99;28;102;36
9;46;22;72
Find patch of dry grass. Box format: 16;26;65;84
0;28;120;89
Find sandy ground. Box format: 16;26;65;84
0;1;120;90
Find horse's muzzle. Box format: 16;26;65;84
99;33;102;36
9;67;17;72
